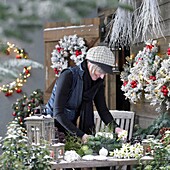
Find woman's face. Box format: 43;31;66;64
90;70;106;81
88;62;106;81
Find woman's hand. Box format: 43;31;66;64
115;127;127;141
82;134;91;143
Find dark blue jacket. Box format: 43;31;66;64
46;64;84;120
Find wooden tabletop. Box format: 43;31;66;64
51;156;153;169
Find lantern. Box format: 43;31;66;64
50;142;65;162
142;139;150;156
24;115;55;144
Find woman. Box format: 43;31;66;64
46;46;121;143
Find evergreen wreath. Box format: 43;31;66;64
51;34;88;77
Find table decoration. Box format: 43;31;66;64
50;142;65;162
64;131;126;159
109;142;143;159
64;150;81;162
24;114;54;145
82;132;123;155
81;154;95;161
99;147;108;156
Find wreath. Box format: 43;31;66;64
51;34;88;76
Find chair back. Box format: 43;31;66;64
94;110;135;141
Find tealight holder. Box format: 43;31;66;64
50;140;65;162
142;139;150;156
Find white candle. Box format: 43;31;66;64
36;127;40;144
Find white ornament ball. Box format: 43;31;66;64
99;147;108;156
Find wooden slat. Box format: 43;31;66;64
51;156;154;169
44;18;100;29
94;110;135;140
120;119;125;129
44;25;99;42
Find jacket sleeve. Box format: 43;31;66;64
94;83;119;128
53;70;85;138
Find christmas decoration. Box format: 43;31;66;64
121;40;169;113
134;0;164;42
12;89;44;129
0;42;43;96
0;120;52;170
106;0;164;47
51;34;88;77
106;0;135;47
145;55;170;112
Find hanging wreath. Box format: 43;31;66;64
0;42;43;96
51;34;88;76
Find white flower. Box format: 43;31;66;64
112;143;143;159
64;150;81;162
95;132;114;139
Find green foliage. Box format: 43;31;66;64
64;134;84;156
64;132;122;157
85;134;122;154
12;89;44;129
0;120;52;170
133;112;170;140
136;132;170;170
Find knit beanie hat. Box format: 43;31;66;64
86;46;115;74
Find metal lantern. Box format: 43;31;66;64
25;115;55;144
50;142;65;162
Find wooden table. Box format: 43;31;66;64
51;156;153;170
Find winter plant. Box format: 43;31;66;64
121;40;170;113
110;142;143;159
107;0;135;47
137;130;170;170
0;120;52;170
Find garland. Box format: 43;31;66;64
51;34;88;77
0;42;43;96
